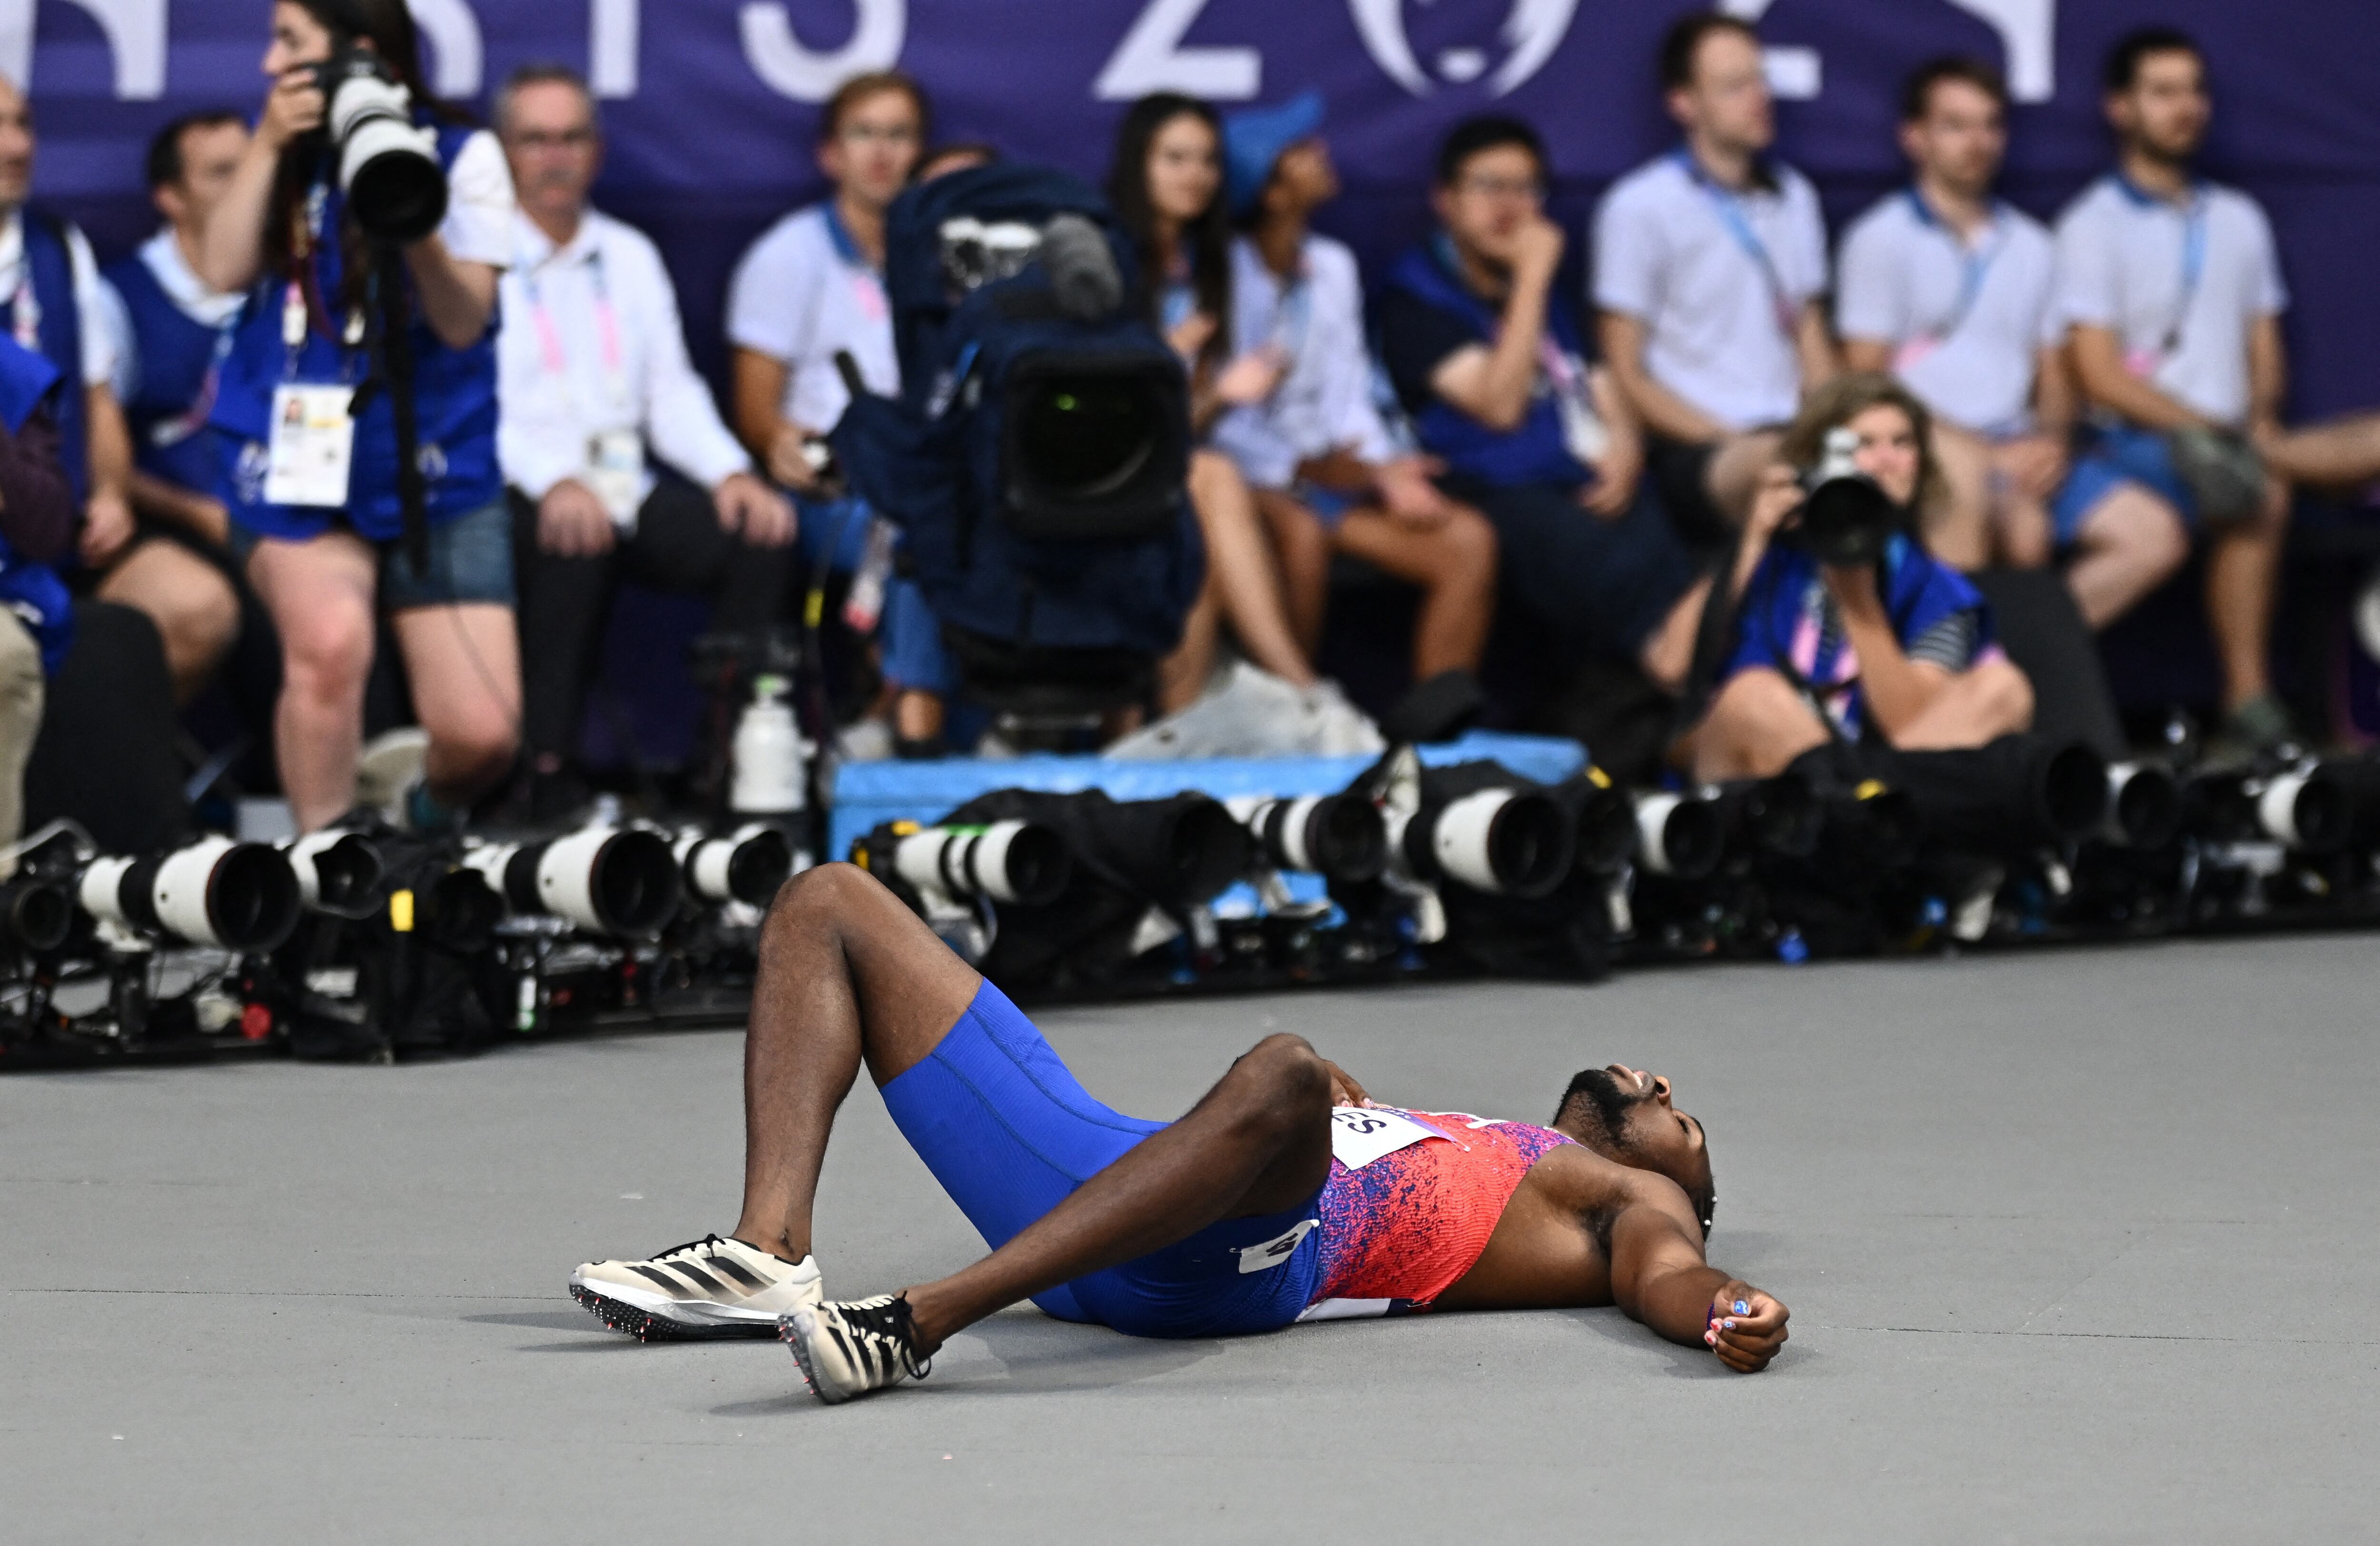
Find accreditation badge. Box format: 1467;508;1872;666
263;384;357;508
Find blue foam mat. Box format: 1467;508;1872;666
826;730;1586;867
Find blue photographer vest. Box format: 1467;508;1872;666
1382;238;1590;489
212;121;502;542
103;244;234;498
0;333;73;674
0;211;88;505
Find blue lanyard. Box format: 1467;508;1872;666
1903;188;2008;345
1675;149;1797;340
2110;172;2208;355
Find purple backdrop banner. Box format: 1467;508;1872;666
10;0;2380;412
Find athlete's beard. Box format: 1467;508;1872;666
1563;1069;1644;1154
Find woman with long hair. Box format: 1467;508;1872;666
1105;93;1327;712
1688;372;2034;781
196;0;519;831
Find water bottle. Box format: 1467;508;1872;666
731;673;807;816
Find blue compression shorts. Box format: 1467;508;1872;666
879;981;1325;1338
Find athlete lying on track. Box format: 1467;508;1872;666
570;864;1790;1401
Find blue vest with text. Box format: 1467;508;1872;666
104;247;233;498
0;334;72;674
0;212;88;506
211;122;501;542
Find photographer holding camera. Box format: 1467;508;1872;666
1688;374;2034;783
195;0;518;833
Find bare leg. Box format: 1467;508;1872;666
0;611;40;880
2205;499;2289;711
1638;575;1715;695
1331;502;1497;679
2065;486;2191;630
1706;431;1785;527
729;864;983;1263
898;1031;1332;1350
93;539;239;704
1923;424;1996;574
1187;450;1316;687
246;531;378;831
389;603;522;810
1689;666;1830;782
1252;490;1332;660
1155;578;1221;713
1890;657;2034;750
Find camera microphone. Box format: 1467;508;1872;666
1040;213;1124;320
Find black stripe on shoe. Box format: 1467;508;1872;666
664;1260;732;1297
628;1263;699;1298
705;1253;771;1292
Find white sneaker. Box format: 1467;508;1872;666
570;1233;823;1341
356;728;431;824
782;1294;932;1404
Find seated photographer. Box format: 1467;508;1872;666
0;332;78;876
196;0;520;832
1211;93;1495;687
1107;93;1343;715
1689;375;2034;783
0;78;238;706
1378;116;1708;695
495;65;792;814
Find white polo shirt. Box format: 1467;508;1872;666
725;202;901;436
1592;150;1828;431
1836;190;2060;438
1211;235;1397;492
498;208;753;524
2051;174;2287;428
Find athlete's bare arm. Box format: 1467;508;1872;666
1436;1144;1790;1372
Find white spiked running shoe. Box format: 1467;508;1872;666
782;1294;933;1404
570;1234;822;1341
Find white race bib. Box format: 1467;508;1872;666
1328;1106;1446;1170
263;384;356;508
585;428;645;525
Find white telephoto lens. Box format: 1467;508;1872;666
1432;789;1513;892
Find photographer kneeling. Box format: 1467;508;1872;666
197;0;519;832
1689;374;2033;782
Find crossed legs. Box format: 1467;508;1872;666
733;863;1334;1351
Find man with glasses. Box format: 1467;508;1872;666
1594;11;1835;539
494;64;792;817
1378;116;1708;696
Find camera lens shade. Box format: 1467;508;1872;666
1799;473;1901;567
0;876;72;953
1429;789;1574;898
895;821;1072;908
287;831;385;918
679;827;795;907
2256;767;2353;853
1634;792;1724;880
1235;794;1387;882
2104;762;2182;850
2039;743;2113;841
81;839;303;952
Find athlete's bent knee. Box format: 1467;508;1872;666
1230;1033;1330;1135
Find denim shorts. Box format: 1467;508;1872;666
230;495;516;610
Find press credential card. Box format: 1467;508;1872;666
264;384;356;508
1328;1106;1445;1169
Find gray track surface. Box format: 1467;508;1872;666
9;933;2378;1542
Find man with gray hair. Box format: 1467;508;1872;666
493;64;793;817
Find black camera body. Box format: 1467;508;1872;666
311;47;446;243
1792;426;1907;567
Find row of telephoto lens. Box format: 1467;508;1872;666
4;731;2378;1067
